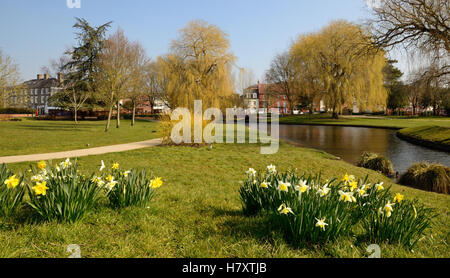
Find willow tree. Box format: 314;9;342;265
292;20;388;118
169;20;236;110
290;33;326;114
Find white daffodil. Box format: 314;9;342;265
267;164;277;174
384;200;394;218
260;181;270;188
61;158;72;169
100;160;105;172
278;181;291;192
375;182;385;191
123;170;131;177
278;204;294;215
356;185;368;197
31;174;44;183
315;217;328;231
339;190;356;203
246;168;257;177
317;186;330;197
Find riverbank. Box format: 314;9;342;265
2;142;449;258
277;114;450;129
397;126;450;152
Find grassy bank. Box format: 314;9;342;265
277;114;450;129
0;119;161;157
397;126;450;152
1;142;449;258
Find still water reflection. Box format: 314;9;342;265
278;125;450;174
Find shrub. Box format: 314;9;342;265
99;165;162;209
0;107;34;114
399;163;450;194
240;165;435;248
357;152;394;177
360;197;435;249
26;159;103;223
0;164;25;218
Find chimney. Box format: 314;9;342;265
44;74;50;80
37;74;43;80
57;72;64;84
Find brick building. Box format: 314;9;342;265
9;73;63;115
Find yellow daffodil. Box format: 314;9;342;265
4;175;19;189
37;161;46;170
112;162;120;170
267;164;277;174
246;168;257;177
92;176;104;187
349;181;358;192
393;193;404;203
375;182;384;191
106;175;114;182
150;177;163;189
315;217;328;231
278;181;291;192
342;173;355;184
384;201;394;218
339;191;356;203
278;204;293;215
260;181;270;188
32;181;49;196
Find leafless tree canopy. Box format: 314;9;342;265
371;0;449;51
370;0;449;78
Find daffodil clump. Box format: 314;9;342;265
96;161;163;209
240;166;435;248
26;159;103;223
0;164;25;218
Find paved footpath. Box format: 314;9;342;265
0;138;162;164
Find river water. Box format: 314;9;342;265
278;125;450;174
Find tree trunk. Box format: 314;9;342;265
105;105;113;132
131;101;136;126
74;106;78;124
116;100;121;128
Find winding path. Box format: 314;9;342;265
0;138;162;164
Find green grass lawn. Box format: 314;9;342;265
278;114;450;129
2;142;449;258
0;119;161;156
398;126;450;147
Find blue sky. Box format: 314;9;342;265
1;0;388;82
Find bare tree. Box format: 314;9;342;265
128;42;150;126
369;0;449;78
265;51;298;114
0;49;22;108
